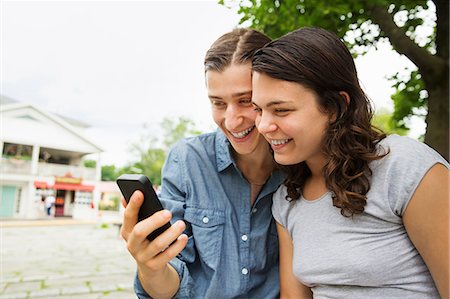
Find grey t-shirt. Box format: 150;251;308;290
272;135;449;299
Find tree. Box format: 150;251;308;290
101;164;117;181
161;117;203;149
83;159;97;168
127;117;202;185
100;117;202;182
372;108;409;136
222;0;449;160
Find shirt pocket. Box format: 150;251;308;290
184;207;226;268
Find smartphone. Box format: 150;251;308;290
116;174;171;241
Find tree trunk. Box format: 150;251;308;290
424;79;449;161
425;0;449;161
370;2;449;160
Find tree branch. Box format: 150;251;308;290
369;4;446;78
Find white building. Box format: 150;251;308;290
0;95;104;220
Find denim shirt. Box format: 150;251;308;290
134;130;284;299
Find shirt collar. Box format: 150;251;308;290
215;129;234;172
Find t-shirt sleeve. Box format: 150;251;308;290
271;185;290;227
382;136;450;216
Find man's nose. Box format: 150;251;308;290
224;105;244;130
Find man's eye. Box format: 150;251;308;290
253;107;262;113
240;99;252;105
212;101;225;108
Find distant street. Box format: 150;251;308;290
0;220;137;299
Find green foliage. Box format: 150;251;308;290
102;117;202;183
101;164;118;181
372;108;409;135
161;117;203;149
98;196;120;211
390;70;427;129
134;148;166;186
83;159;96;168
221;0;437;134
225;0;431;54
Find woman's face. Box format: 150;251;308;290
252;72;331;166
206;63;267;155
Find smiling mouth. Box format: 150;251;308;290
270;138;291;145
230;126;255;139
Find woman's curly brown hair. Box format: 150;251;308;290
253;27;388;217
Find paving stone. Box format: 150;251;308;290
0;223;136;299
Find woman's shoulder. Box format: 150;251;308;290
372;134;449;187
378;134;447;165
272;185;293;208
371;135;449;217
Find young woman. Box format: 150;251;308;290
252;27;449;298
121;29;284;298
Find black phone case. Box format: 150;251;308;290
116;174;171;241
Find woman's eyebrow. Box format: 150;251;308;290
256;100;291;108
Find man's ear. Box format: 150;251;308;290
339;91;350;106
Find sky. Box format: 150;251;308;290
1;0;423;167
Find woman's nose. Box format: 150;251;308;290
256;112;277;134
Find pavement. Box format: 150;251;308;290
0;219;137;299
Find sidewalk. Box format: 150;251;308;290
1;221;136;299
0;218;97;228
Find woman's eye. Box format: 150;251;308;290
253;107;262;114
275;108;290;115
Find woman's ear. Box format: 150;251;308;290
339;91;350;106
329;91;350;123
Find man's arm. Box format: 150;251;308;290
121;191;188;299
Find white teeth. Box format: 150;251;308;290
231;126;254;138
271;139;290;145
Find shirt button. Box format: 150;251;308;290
202;217;209;224
252;208;257;214
241;268;249;275
241;234;248;241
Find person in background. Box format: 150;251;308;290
252;27;449;299
121;28;284;298
44;193;56;217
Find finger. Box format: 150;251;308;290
135;220;187;270
147;220;186;254
128;210;172;249
121;197;127;208
147;233;189;270
121;191;144;240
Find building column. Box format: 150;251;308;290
95;153;101;181
31;144;40;175
91;153;102;221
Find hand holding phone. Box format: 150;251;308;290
116;174;171;241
